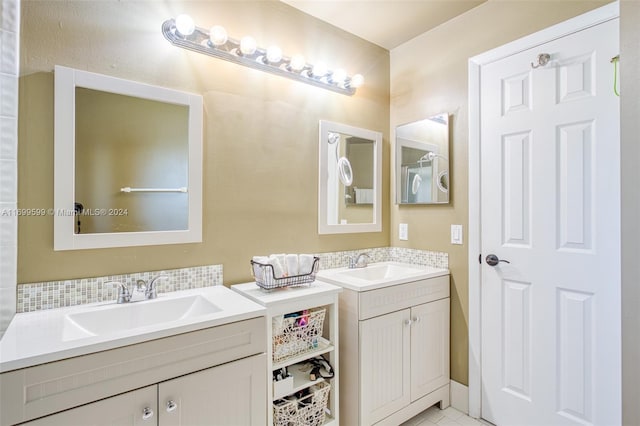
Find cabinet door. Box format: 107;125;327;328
22;386;157;426
360;309;411;425
159;354;266;426
410;298;450;401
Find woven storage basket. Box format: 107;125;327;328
272;309;326;363
273;381;331;426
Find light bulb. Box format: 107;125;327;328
175;14;195;36
350;73;364;88
265;45;283;63
312;61;327;78
267;46;282;63
240;36;257;55
331;68;347;85
289;54;306;72
209;25;228;46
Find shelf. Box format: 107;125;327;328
323;414;337;426
232;281;340;426
273;337;334;370
273;362;327;400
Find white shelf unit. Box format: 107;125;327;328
232;281;342;426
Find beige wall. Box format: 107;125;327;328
18;0;390;284
620;1;639;424
390;0;611;385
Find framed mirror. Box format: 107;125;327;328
395;113;449;204
318;120;382;234
54;66;203;250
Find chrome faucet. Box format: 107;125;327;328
107;281;132;304
107;274;168;304
348;252;371;269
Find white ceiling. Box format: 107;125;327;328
280;0;486;50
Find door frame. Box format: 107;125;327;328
467;2;619;419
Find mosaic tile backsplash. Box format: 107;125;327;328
16;247;447;313
315;246;448;270
17;265;223;313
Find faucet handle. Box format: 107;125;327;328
106;281;130;304
146;274;169;300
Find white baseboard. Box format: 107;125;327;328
450;380;469;414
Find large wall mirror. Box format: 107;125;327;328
395;113;449;204
54;66;203;250
318;120;382;234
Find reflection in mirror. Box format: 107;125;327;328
319;120;382;234
75;88;189;233
395;114;449;204
54;66;203;250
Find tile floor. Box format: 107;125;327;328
402;405;485;426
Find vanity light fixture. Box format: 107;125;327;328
162;16;364;96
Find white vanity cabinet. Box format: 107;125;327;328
232;281;342;426
332;274;450;426
2;318;267;426
23;354;266;426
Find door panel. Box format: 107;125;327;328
480;18;620;426
410;298;450;402
23;386;157;426
159;354;266;426
360;309;410;425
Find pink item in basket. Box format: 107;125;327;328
297;309;310;327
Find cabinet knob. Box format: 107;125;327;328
142;407;154;420
412;316;421;323
166;400;178;413
404;319;412;326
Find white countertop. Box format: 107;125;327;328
0;286;265;373
316;261;449;291
232;280;342;308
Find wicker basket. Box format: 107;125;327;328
273;382;331;426
272;309;326;363
251;257;320;290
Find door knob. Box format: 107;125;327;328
141;407;154;420
166;400;178;412
486;254;510;266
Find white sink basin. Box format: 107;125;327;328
63;294;221;340
337;263;425;281
317;261;448;291
0;286;266;373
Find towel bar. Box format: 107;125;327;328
120;187;188;193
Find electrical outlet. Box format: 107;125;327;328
451;224;463;245
399;223;408;240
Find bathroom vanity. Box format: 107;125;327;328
317;262;450;425
0;287;267;425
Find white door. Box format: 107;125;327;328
480;18;620;426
